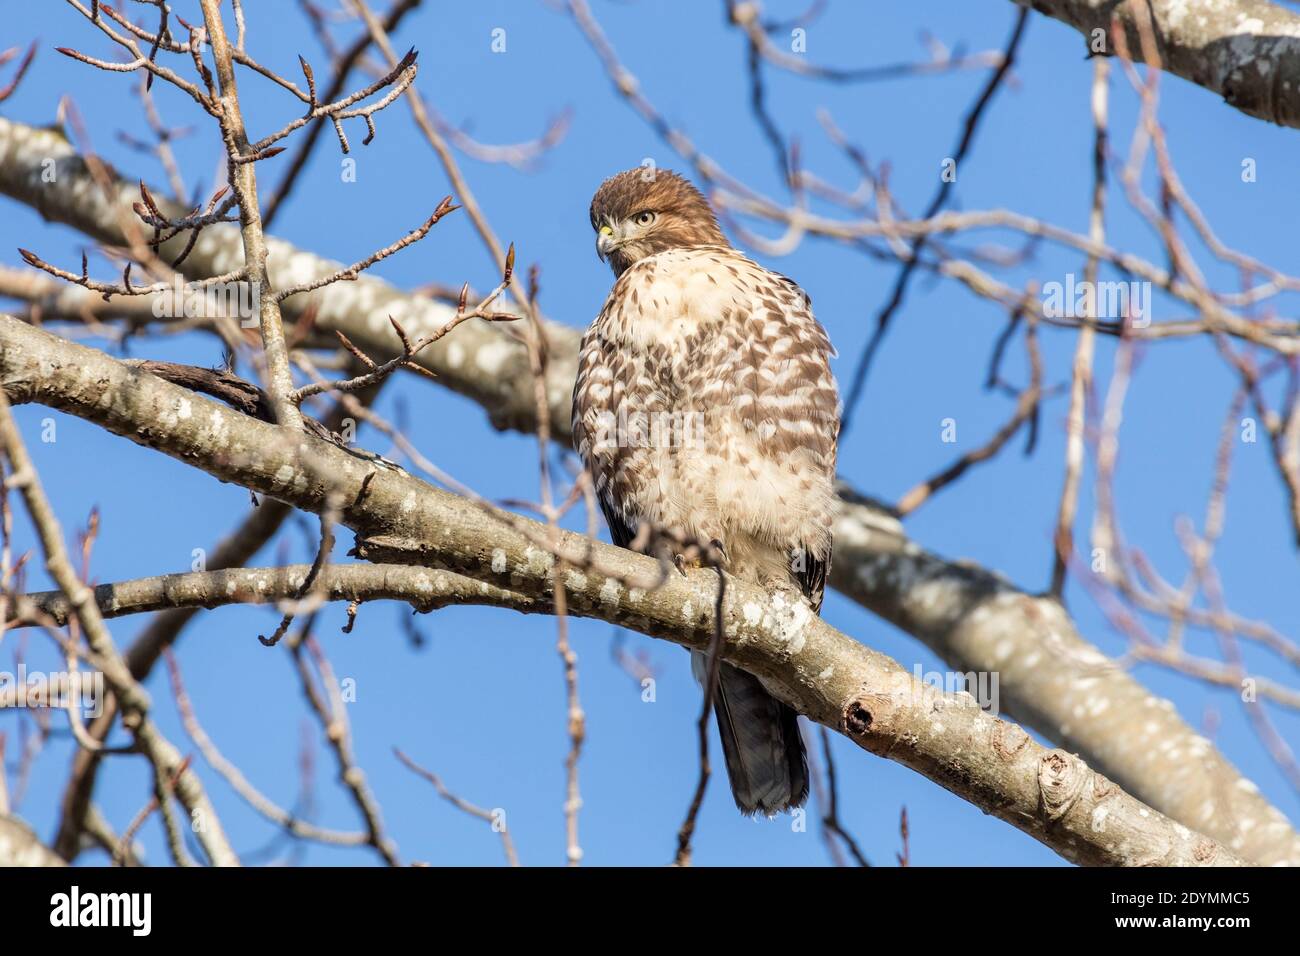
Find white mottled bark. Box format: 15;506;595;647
0;316;1249;866
12;563;540;627
0;814;67;867
0;115;1294;863
1014;0;1300;128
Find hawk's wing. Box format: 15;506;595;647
769;269;832;616
572;324;642;553
797;550;829;614
595;487;638;550
728;265;837;608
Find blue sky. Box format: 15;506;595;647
1;1;1297;866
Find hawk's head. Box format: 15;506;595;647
589;168;728;276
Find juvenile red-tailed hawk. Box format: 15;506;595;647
572;168;840;814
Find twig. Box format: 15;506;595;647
816;726;870;867
274;196;460;302
896;295;1044;516
394;748;519;866
290;243;518;404
672;561;726;867
1051;52;1110;597
263;0;423;226
839;7;1029;434
289;624;400;865
0;42;38;104
166;649;370;847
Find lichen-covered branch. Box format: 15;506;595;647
1014;0;1300;129
14;563;541;625
0;813;66;867
831;487;1300;866
0;317;1248;866
0;116;1295;863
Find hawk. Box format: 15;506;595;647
572;168;840;815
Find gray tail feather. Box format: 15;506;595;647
693;652;808;815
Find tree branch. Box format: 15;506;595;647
1;116;1295;863
0;367;239;866
14;563;541;625
1013;0;1300;129
0;813;66;867
0;317;1250;866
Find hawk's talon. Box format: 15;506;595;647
675;553;707;574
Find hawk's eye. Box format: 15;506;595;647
633;210;656;227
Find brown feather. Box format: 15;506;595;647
574;168;839;817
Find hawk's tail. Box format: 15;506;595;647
692;652;809;816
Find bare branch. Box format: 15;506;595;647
0;318;1253;867
394;748;519;867
1011;0;1300;129
0;374;239;867
275;196;459;302
3;116;1296;864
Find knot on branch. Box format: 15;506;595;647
1037;749;1089;823
843;698;874;737
1192;838;1222;865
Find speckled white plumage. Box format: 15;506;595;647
573;243;839;605
574;169;839;814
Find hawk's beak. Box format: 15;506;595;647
596;224;616;263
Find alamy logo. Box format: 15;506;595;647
151;274;261;326
590;407;706;452
913;664;1000;715
0;665;103;718
50;886;151;936
1042;273;1151;327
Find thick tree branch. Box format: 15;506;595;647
0;116;560;435
0;813;66;867
0;317;1250;866
15;563;540;624
0;116;1295;863
1014;0;1300;129
831;489;1300;866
